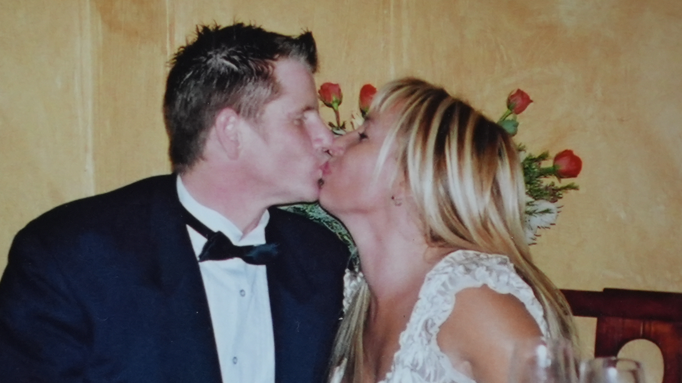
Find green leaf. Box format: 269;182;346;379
499;119;519;136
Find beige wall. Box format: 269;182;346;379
2;0;681;377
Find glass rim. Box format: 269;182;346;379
580;356;643;371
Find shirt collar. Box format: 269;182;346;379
176;175;270;246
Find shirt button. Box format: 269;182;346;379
232;356;238;364
239;289;246;297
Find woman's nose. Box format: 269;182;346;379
327;133;354;157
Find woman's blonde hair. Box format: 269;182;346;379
329;78;576;382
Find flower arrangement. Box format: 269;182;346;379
497;89;582;244
284;83;581;248
318;82;377;134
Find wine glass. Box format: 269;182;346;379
508;337;579;383
579;357;645;383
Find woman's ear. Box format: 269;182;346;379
213;107;241;160
390;176;409;207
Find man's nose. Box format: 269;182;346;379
309;113;334;151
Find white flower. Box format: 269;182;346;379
349;112;364;131
525;198;560;245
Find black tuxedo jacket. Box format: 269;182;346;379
0;175;349;382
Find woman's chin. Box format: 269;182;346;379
318;188;343;216
318;189;334;212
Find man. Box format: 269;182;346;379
0;23;349;383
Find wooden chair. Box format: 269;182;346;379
560;288;682;383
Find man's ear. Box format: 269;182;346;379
213;108;241;160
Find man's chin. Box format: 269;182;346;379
287;184;321;205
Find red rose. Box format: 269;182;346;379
318;82;342;110
359;84;377;117
507;89;533;114
553;150;582;178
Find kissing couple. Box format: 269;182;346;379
0;22;575;383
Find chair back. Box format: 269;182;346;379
561;288;682;383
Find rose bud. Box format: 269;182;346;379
507;89;533;114
553;150;583;178
359;84;377;117
318;82;343;110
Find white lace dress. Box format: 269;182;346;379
331;250;549;383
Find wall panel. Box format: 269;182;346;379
1;0;681;375
90;0;170;193
0;0;93;260
166;0;236;52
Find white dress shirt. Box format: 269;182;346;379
177;176;275;383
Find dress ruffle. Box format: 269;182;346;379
335;250;548;383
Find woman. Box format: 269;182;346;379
319;78;576;383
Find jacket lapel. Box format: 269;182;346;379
147;175;223;382
265;209;333;383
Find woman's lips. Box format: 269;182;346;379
321;162;331;176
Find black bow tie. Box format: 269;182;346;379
182;206;278;265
